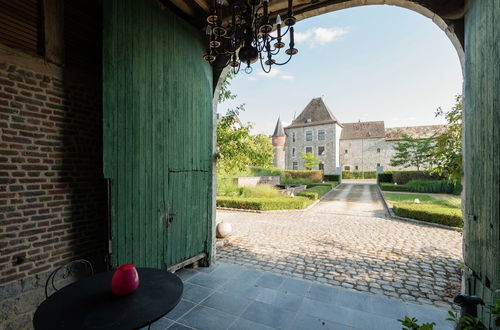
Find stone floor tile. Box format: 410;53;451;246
150;317;173;330
178;305;236;330
187;273;229;289
300;298;354;326
306;283;340;304
289;313;352;330
256;273;287;289
241;301;295;330
182;283;213;303
165;299;196;321
200;292;252;316
228;318;276;330
351;310;402;330
279;278;312;296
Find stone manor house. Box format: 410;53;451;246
272;98;447;174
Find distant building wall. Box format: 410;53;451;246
285;123;338;174
339;138;418;171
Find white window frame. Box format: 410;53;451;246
292;132;296;142
305;130;313;142
305;146;313;154
318;146;325;156
292;162;298;170
318;130;325;141
292;147;296;157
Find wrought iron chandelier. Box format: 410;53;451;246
203;0;298;74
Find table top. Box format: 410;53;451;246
33;268;183;330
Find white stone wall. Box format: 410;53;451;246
339;138;418;171
284;123;338;174
273;145;286;169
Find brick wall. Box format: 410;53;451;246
0;59;105;328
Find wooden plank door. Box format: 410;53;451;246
165;171;210;266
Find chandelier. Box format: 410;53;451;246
203;0;298;74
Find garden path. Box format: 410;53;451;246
216;183;463;310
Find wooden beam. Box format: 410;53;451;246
192;0;210;12
43;0;64;65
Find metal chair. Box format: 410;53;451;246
44;259;94;298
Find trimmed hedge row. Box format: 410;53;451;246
380;180;461;194
377;173;393;183
297;185;332;200
392;203;463;227
216;196;313;210
306;181;339;189
381;170;442;184
324;174;341;182
284;170;323;182
342;171;377;179
379;183;411;192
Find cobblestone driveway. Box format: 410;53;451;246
216;183;463;309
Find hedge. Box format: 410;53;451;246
306;181;339;189
297;185;332;200
342;171;376;179
379;183;411;192
380;180;461;194
392;203;463;227
383;171;442;184
284;170;323;182
377;173;393;183
216;196;313;210
324;174;341;182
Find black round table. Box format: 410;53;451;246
33;268;183;330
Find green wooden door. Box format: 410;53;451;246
103;0;213;269
166;171;210;266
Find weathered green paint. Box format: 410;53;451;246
464;0;500;327
103;0;213;269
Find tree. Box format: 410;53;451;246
218;71;236;103
390;135;434;170
430;94;463;184
216;107;274;174
301;152;320;170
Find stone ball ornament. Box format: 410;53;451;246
216;222;232;238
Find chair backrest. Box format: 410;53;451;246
45;259;94;298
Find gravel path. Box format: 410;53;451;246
216;183;463;309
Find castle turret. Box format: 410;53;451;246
272;117;286;169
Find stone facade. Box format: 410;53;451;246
284;123;341;173
272;99;448;174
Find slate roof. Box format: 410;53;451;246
340;121;386;140
272;117;286;137
385;125;448;140
285;98;341;129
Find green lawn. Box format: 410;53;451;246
383;192;462;227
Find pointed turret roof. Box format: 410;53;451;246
272;117;286;137
285;97;342;128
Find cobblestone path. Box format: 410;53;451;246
216;183;463;309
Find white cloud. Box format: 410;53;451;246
295;27;348;47
248;76;257;81
256;68;295;81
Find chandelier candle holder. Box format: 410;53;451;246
203;0;298;74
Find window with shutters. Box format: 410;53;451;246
0;0;43;55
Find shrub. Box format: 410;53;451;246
389;171;442;184
239;185;283;198
216;196;313;210
405;180;455;194
281;177;316;185
379;183;411;192
306;182;339;189
392;203;463;227
324;174;341;182
283;170;323;182
248;167;284;177
342;171;376;179
377;173;393;183
297;186;332;200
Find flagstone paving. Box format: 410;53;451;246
149;263;455;329
216;183;463;309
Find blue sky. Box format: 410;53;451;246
217;5;463;135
